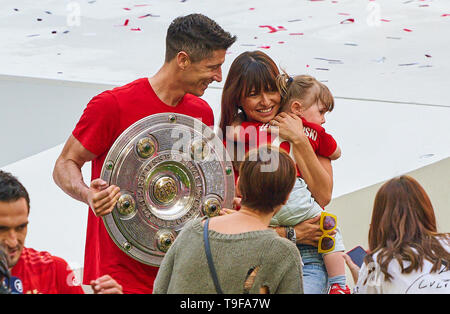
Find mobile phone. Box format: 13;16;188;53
346;246;367;268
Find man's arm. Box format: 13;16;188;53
53;135;120;217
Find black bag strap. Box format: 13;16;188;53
203;218;224;294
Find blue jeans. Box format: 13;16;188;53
298;244;328;294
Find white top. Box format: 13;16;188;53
354;238;450;294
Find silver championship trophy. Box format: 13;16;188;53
100;113;235;266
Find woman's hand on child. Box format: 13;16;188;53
293;215;322;246
268;112;307;145
293;215;337;246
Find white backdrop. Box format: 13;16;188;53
1;0;449;270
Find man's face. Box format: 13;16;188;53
183;49;226;96
0;198;28;269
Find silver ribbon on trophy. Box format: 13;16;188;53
100;113;235;266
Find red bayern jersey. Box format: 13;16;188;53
72;78;214;293
11;247;84;294
234;118;337;177
240;118;337;158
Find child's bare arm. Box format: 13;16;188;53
328;146;341;160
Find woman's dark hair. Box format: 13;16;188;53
238;146;296;213
165;14;236;63
365;175;450;281
219;51;280;137
0;171;30;212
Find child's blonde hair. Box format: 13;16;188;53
276;71;334;113
318;82;335;112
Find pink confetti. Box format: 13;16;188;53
131;28;141;31
340;18;355;24
380;19;391;22
259;25;286;33
442;14;450;17
123;8;131;10
249;8;255;10
278;41;285;44
259;25;278;33
403;28;413;32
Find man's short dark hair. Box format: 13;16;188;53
165;13;237;63
0;171;30;212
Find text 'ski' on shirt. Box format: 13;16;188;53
239;118;337;177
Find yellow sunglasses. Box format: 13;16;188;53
318;212;337;254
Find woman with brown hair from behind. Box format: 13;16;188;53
345;175;450;293
154;146;303;294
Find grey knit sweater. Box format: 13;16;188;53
153;217;303;294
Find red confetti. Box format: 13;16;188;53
123;8;131;10
124;19;129;26
442;14;450;17
131;28;141;31
340;18;355;24
278;41;285;44
403;28;413;32
306;64;310;68
258;46;271;49
259;25;278;33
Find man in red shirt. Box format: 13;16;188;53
0;170;122;294
52;14;236;293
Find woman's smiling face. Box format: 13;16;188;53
240;89;281;123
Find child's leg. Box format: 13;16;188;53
323;252;345;278
323;226;348;289
323;252;347;289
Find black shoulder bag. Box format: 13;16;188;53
203;218;224;294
